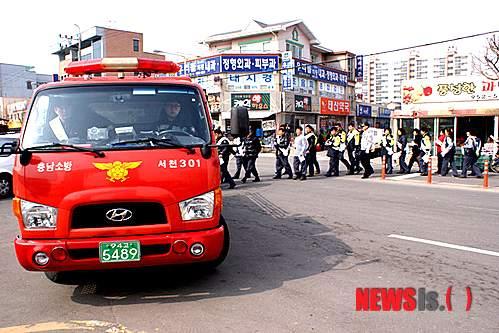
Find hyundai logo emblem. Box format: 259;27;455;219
105;208;133;222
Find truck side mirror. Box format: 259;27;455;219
0;141;18;157
230;106;249;137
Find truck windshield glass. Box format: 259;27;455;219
22;85;211;149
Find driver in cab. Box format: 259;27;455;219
158;100;196;136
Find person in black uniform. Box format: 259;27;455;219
396;128;409;174
346;122;362;175
215;129;236;189
324;127;341;177
336;123;351;173
273;127;293;179
440;127;459;177
407;128;422;173
460;130;483;178
241;129;262;183
305;125;320;176
381;128;395;174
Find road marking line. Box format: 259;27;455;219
388;234;499;257
390;173;423;180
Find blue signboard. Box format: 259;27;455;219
294;59;348;86
221;55;279;73
357;104;372;117
378;108;392;118
355;55;363;81
178;56;221;77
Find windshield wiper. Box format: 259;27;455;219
23;143;105;157
112;137;196;153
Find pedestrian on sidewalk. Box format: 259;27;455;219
435;129;446;174
241;129;262;183
346;122;362;175
215;129;236;189
336;122;351;173
360;122;375;179
293;126;309;181
419;127;432;176
397;128;409;174
381;128;395;174
460;130;483;178
305;125;320;176
325;126;341;177
407;129;422;173
273;127;293;179
440;128;459;177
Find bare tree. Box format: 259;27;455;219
474;35;499;80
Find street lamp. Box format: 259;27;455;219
153;50;191;75
74;24;82;61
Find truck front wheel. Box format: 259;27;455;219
44;271;76;284
201;216;230;270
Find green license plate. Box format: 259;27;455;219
99;241;141;263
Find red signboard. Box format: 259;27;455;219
320;97;350;115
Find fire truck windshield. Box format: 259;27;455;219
22;85;212;150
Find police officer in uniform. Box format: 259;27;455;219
440;128;459;177
325;127;341;177
407;129;422;173
360;122;375;179
241;129;262;183
346;122;361;175
215;129;236;189
460;131;483;178
232;136;246;179
381;128;395;174
396;128;409;174
273;127;293;179
336;123;351;173
419;127;432;176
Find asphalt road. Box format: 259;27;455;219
0;156;498;332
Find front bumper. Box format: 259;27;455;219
14;225;225;272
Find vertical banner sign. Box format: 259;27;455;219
355;55;364;82
281;51;294;91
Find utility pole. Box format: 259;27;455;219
74;24;81;61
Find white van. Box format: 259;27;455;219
0;133;19;199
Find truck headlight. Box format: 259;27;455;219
179;191;214;221
20;200;58;229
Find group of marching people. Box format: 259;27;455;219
215;122;486;188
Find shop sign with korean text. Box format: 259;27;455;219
356;104;372;117
282;51;294;91
295;95;312;112
320;97;350;115
231;93;271;111
227;73;275;91
294;59;348;86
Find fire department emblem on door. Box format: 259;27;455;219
93;161;142;182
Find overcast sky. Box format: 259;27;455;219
1;0;498;74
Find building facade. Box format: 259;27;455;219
188;19;357;144
52;26;164;78
360;47;474;106
0;63;52;123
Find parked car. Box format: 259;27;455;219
0;133;19;199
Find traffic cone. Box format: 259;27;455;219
381;155;386;180
483;159;489;189
427;157;432;184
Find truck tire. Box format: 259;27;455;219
200;216;230;271
0;174;13;199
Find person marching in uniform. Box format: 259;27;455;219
336;123;351;173
360;122;375;179
293;126;309;181
324;127;341;177
346;122;362;175
407;129;422;173
273;127;293;179
304;125;320;176
232;136;245;179
241;129;262;183
460;130;483;178
396;128;409;174
214;129;236;189
440;128;459;177
419;128;432;176
381;128;395;174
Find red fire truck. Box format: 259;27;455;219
0;58;247;283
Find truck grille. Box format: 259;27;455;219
71;202;167;229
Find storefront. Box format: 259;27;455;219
394;76;499;154
319;97;351;130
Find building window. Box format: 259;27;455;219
262;41;271;52
133;39;139;52
292;28;299;41
26;81;32;90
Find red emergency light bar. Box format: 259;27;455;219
64;57;181;75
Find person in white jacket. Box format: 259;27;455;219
293;126;309;181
